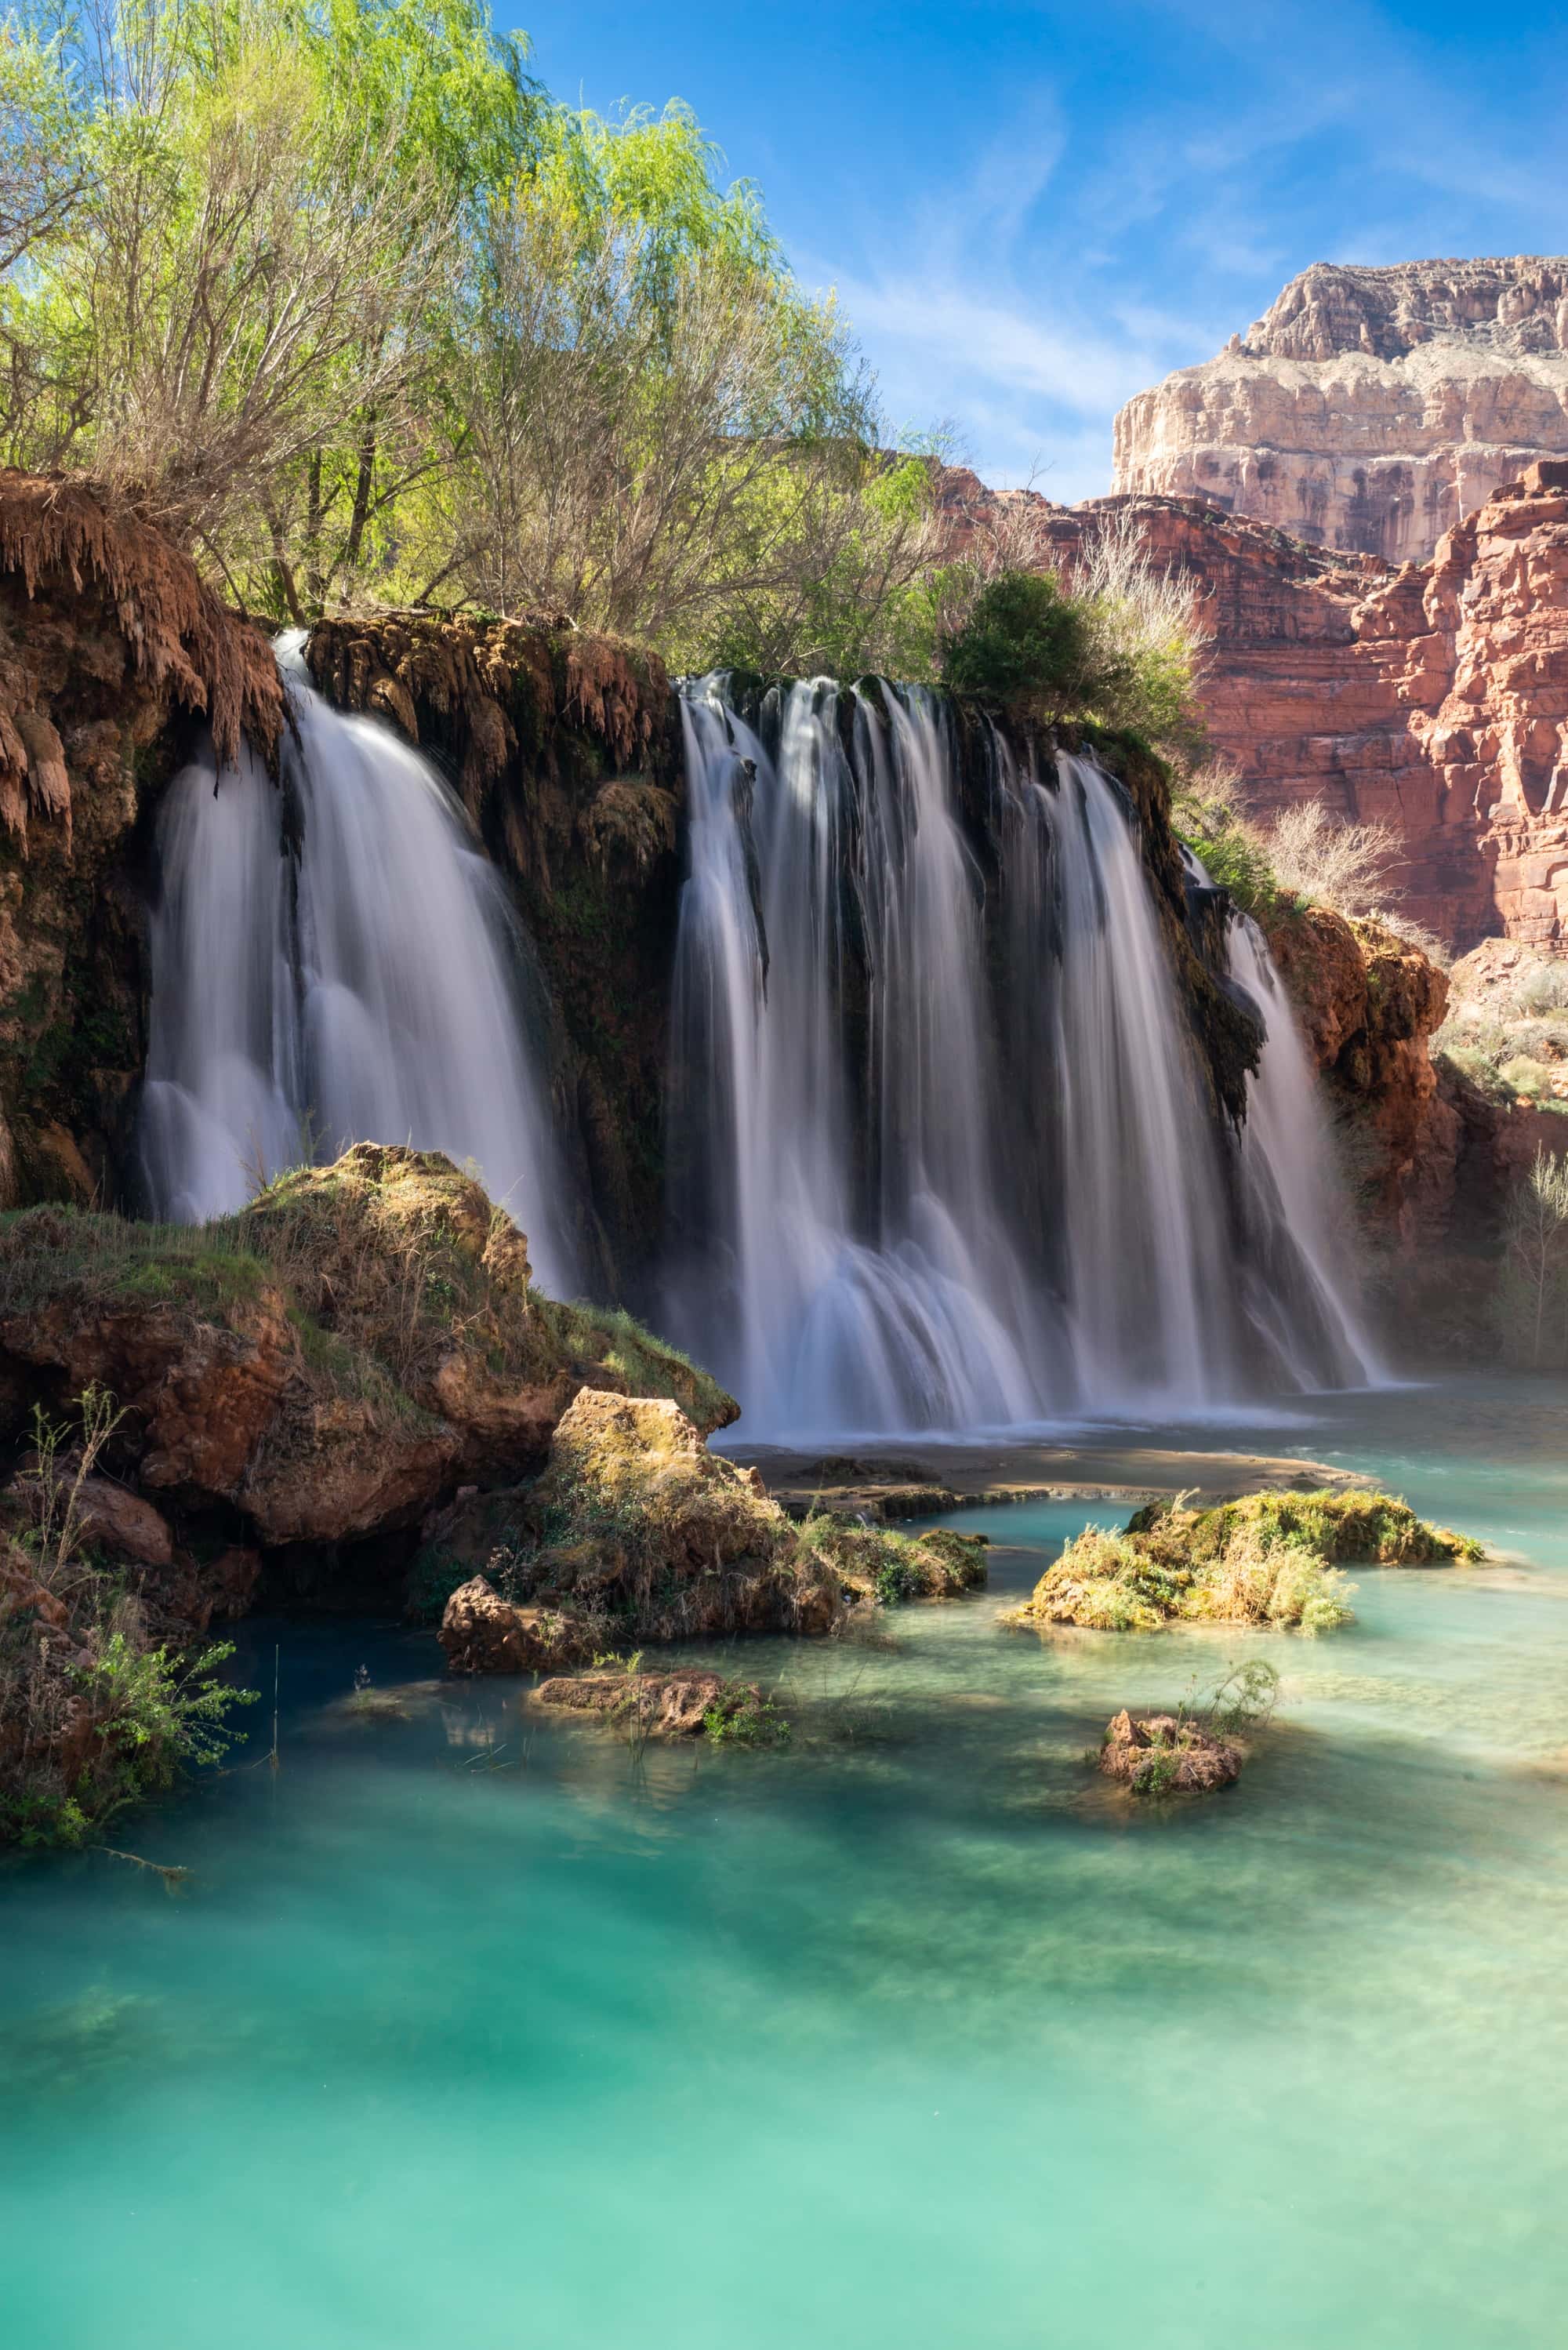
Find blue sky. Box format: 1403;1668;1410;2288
516;1;1568;500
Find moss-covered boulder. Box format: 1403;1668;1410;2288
433;1398;996;1674
0;1143;731;1558
790;1515;989;1604
1006;1488;1480;1636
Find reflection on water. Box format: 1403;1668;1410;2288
2;1376;1566;2348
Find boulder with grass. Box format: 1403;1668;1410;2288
1006;1489;1480;1636
0;1145;731;1564
434;1395;996;1673
437;1388;844;1666
1098;1709;1242;1794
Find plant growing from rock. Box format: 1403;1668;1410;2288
1;1388;255;1846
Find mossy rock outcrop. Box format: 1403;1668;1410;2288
0;1143;730;1558
532;1666;774;1742
434;1393;994;1674
1007;1488;1481;1636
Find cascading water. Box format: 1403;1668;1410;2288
140;637;573;1291
1225;912;1381;1387
668;677;1040;1433
667;673;1375;1436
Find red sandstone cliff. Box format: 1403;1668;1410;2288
942;459;1568;953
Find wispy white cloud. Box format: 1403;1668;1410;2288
786;0;1565;494
829;274;1152;416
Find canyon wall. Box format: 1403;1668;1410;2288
955;460;1568;952
1113;259;1568;564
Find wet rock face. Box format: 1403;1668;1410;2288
0;474;281;1210
1113;260;1568;565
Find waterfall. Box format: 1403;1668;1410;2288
668;677;1040;1433
667;674;1374;1436
1050;753;1243;1400
140;637;572;1291
1225;912;1382;1388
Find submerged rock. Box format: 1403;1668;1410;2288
532;1667;759;1739
1098;1709;1242;1794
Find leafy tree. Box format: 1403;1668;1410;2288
941;570;1092;717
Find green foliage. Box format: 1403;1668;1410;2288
1009;1487;1480;1639
73;1632;253;1793
1172;790;1281;917
702;1681;790;1747
940;571;1091;717
0;0;933;666
1203;1658;1281;1740
1;1375;255;1847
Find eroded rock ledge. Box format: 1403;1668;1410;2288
0;471;283;1206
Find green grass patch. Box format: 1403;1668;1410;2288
1007;1488;1480;1637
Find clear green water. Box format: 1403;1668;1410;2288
4;1377;1567;2348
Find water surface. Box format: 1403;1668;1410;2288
2;1376;1565;2348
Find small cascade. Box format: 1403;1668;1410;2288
668;674;1376;1435
1225;912;1382;1387
140;638;572;1291
1049;753;1243;1401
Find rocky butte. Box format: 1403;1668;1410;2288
1113;258;1568;565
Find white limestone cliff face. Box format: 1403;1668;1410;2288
1113;260;1568;565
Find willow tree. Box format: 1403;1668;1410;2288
0;1;946;666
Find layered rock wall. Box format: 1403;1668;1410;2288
958;463;1568;953
1114;259;1568;564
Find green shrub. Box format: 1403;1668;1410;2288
1173;796;1281;917
702;1682;790;1747
940;572;1091;717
